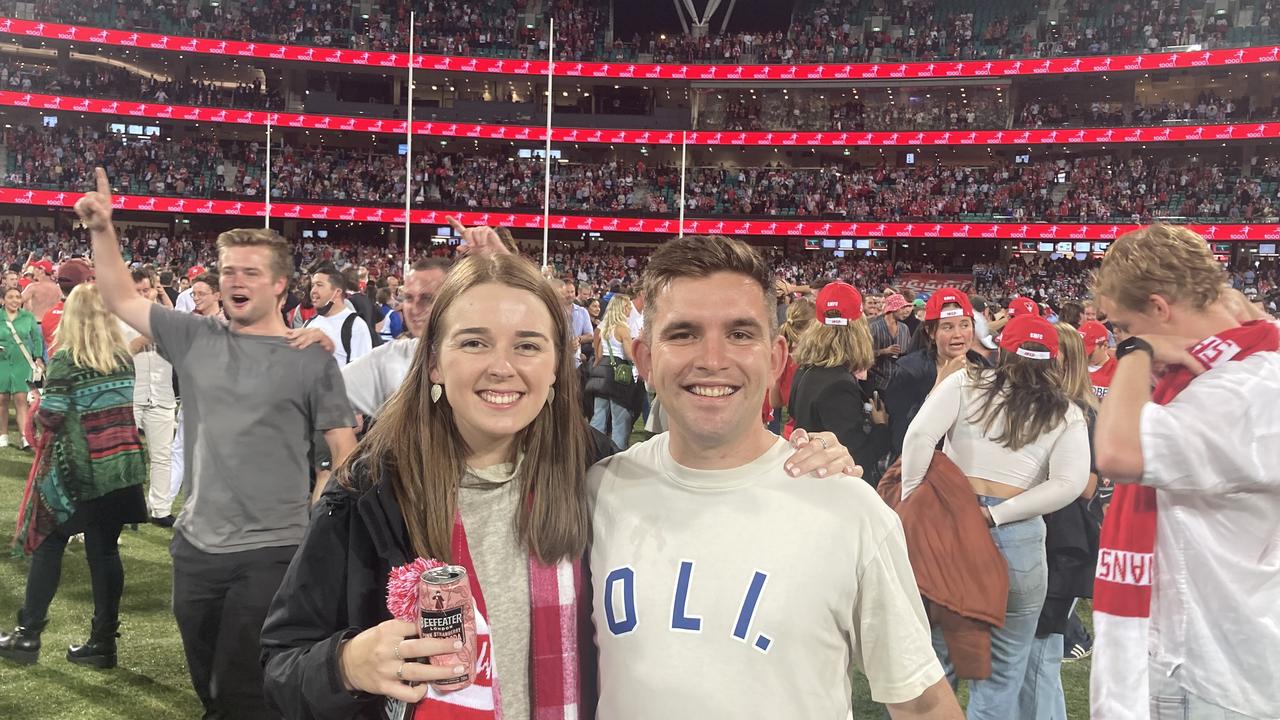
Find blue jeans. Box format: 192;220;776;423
1019;633;1067;720
591;396;632;449
932;495;1047;719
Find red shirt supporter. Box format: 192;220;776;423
41;259;94;355
1079;320;1115;398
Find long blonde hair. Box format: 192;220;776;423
1055;322;1097;411
55;284;129;374
793;318;876;373
340;254;589;565
780;298;815;350
600;293;632;343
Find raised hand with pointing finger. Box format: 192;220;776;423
74;167;114;233
446;216;512;257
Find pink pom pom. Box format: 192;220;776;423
385;557;445;622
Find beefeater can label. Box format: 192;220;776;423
418;565;477;691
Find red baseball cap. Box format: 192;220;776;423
815;282;863;326
1078;320;1110;351
924;287;974;321
1000;315;1059;360
31;260;54;276
1008;296;1040;318
187;265;206;281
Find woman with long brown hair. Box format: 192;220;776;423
260;251;857;720
899;314;1089;718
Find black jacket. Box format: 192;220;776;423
260;427;616;720
883;349;990;460
787;365;887;481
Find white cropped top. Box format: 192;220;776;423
900;369;1090;526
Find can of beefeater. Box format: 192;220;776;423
417;565;477;691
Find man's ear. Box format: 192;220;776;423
632;333;652;383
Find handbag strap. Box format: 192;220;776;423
4;314;38;371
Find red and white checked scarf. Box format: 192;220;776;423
390;511;585;720
1091;320;1279;719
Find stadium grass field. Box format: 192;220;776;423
0;432;1093;718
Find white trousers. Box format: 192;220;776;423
136;402;178;518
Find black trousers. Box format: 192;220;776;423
171;532;295;720
22;520;126;629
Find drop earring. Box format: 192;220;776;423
430;384;443;403
546;386;555;406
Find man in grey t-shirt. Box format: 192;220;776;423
76;168;357;720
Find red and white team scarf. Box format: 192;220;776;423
386;512;586;720
1091;320;1279;719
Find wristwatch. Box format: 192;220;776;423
1115;335;1154;361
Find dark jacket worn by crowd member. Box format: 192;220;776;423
787;365;888;484
884;349;989;460
260;428;616;720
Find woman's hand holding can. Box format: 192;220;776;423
338;619;468;703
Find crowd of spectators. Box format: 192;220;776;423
1017;92;1280;128
12;0;1280;64
1;58;280;109
6;124;1280;224
700;88;1006;132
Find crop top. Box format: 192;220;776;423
900;370;1090;527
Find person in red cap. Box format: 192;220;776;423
1008;295;1041;319
1078;320;1115;399
883;288;989;461
21;258;61;333
787;282;890;484
40;258;95;356
900;312;1089;718
172;265;206;314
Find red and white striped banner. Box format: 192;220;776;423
1;17;1277;80
2;187;1275;240
4;91;1275;146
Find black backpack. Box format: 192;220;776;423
306;313;360;364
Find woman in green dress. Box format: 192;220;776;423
0;286;44;450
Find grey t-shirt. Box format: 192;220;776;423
150;304;354;554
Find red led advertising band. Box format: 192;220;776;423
2;187;1274;241
1;17;1277;80
4;91;1276;146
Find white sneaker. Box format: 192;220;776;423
0;434;9;448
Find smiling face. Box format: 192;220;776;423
428;282;558;464
635;272;786;465
4;287;21;312
218;246;286;328
191;280;220;316
864;295;884;318
310;272;344;312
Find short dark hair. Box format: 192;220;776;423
313;264;347;292
159;270;175;285
130;268;154;284
413;257;454;274
192;273;220;293
640;235;776;336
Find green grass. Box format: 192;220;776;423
1;426;1092;718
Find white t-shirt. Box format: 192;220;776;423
307;307;372;365
589;433;943;718
1138;347;1280;718
342;337;417;416
174;287;195;314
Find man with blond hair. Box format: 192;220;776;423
66;168;357;719
1092;224;1280;719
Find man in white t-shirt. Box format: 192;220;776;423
589;235;960;719
1092;224;1280;719
307;264;372;366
